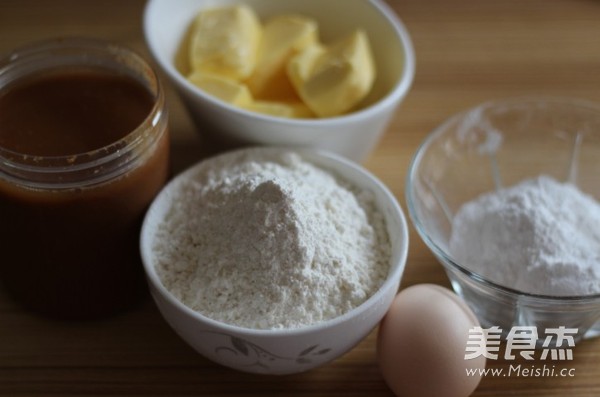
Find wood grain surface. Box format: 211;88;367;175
1;0;600;395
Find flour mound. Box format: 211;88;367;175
153;149;390;329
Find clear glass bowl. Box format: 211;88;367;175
406;97;600;344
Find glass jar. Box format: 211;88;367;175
0;38;170;319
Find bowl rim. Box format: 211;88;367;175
405;96;600;302
142;0;416;126
141;146;409;336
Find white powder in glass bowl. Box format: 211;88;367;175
450;175;600;296
152;149;390;329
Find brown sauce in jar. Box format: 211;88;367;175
0;70;154;155
0;67;170;319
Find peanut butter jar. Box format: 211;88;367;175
0;38;170;319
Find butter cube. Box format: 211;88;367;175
187;72;253;106
246;15;318;100
287;43;326;90
244;100;315;118
188;5;262;81
287;30;376;117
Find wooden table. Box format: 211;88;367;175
1;1;600;395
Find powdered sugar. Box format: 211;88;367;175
449;175;600;296
152;149;390;329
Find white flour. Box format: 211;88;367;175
449;175;600;296
153;149;390;329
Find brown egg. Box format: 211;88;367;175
377;284;486;397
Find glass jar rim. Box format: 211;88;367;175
0;37;167;189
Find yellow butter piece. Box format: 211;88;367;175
244;100;315;118
187;72;253;106
287;43;326;90
246;15;318;100
188;5;262;81
287;30;376;117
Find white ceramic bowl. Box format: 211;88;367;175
143;0;415;162
140;147;409;374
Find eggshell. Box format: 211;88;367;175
377;284;486;397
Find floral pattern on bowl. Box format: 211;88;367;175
201;330;332;372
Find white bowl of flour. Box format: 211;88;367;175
141;147;408;374
406;97;600;344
